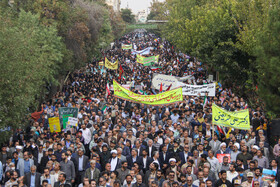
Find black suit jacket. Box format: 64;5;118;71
39;156;50;173
24;172;41;187
126;155;143;169
140;156;153;171
75;155;89;171
54;181;72;187
159;152;171;168
108;157;122;171
147;146;157;157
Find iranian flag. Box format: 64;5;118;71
106;82;110;98
151;66;162;71
102;105;108;114
203;96;208;108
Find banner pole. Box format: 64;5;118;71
212;123;215;138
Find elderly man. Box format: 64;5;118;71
109;149;122;171
84;160;100;182
23;165;41;187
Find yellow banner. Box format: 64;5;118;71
105;57;118;70
99;61;104;66
113;80;183;105
48;117;61;133
212;104;250;130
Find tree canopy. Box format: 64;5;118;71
162;0;280;115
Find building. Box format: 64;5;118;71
105;0;121;12
136;10;148;23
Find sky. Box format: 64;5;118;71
120;0;165;14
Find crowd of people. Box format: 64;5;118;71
0;31;279;187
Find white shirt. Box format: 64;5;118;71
79;156;84;171
143;157;147;168
38;151;44;164
227;171;238;182
81;128;91;144
207;156;219;172
110;157;118;171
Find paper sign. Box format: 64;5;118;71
62;114;73;129
48;117;61;133
68;117;78;127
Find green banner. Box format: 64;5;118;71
122;44;132;50
212;104;250;130
58;107;78;126
137;55;159;66
62;114;73;129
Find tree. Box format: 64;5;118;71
147;0;169;20
121;8;135;23
0;9;64;142
254;2;280;114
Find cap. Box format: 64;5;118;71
247;172;254;177
16;146;22;150
234;179;241;185
252;145;259;150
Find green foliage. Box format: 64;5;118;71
0;9;64;140
162;0;280;115
121;8;135;24
147;0;168;20
254;2;280;114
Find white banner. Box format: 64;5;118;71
152;74;180;91
131;47;151;55
180;83;216;96
67;117;78;127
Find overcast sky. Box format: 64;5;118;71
120;0;165;14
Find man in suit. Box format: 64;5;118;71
17;151;34;177
134;140;145;157
143;162;158;186
75;148;89;185
54;173;71;187
24;165;41;187
108;150;122;171
40;149;53;173
209;134;221;154
147;139;157;158
84;160;100;182
126;148;143;169
179;144;193;166
140;149;153;173
159;144;171;172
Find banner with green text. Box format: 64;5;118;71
136;54;159;66
122;44;133;50
212;104;250;130
113;80;183;105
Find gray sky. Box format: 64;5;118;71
121;0;165;14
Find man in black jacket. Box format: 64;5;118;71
24;165;41;187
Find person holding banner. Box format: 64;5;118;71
4;31;274;187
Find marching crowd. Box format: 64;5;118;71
1;31;279;187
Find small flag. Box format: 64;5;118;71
102;105;108;114
166;84;172;91
139;90;144;95
159;83;163;92
217;126;225;136
203;96;208;108
106;82;110;98
118;64;124;80
226;128;232;139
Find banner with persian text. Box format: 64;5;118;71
212;104;250;130
113;80;183;105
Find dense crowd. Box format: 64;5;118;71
1;31;279;187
